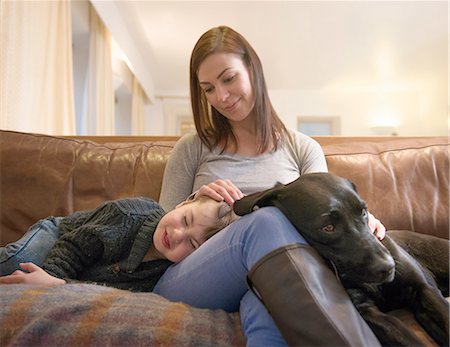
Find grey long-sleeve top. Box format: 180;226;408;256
159;129;328;211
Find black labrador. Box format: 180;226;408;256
234;172;449;347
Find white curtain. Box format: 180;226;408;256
131;77;145;135
85;4;115;135
0;0;75;135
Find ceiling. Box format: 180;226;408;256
91;1;448;99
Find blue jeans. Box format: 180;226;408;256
0;217;61;276
154;207;308;346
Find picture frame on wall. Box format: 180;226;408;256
177;115;195;135
297;116;341;136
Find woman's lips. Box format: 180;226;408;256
163;231;170;249
224;99;239;112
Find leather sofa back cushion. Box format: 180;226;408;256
1;132;173;245
323;138;449;240
1;131;448;245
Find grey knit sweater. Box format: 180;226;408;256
42;197;173;292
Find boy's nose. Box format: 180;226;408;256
171;228;186;244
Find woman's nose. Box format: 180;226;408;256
216;86;230;103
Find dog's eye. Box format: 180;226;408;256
322;224;335;232
362;209;368;218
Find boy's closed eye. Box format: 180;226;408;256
190;238;200;249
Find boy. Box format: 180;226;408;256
0;196;237;292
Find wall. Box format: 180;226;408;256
269;87;447;136
143;86;447;136
81;0;448;137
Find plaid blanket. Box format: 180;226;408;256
0;284;244;347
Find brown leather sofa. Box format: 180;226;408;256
0;129;448;346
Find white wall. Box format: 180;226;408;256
270;87;447;136
143;85;448;136
144;102;165;135
87;0;449;137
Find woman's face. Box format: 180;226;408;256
197;52;255;123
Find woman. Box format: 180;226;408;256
154;26;384;346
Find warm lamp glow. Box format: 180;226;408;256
371;114;400;135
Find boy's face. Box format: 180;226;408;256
153;199;219;262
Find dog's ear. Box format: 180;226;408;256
346;179;358;193
233;188;278;216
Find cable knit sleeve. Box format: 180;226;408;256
41;201;119;280
42;225;104;279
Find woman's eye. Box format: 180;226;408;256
223;75;235;83
183;215;188;226
202;85;214;94
322;224;335;232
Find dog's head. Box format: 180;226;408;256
234;172;395;286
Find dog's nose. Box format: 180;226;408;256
373;256;395;284
379;264;395;283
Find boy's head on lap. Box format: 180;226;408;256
149;196;238;262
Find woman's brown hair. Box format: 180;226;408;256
190;26;289;154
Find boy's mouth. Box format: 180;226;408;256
163;231;171;249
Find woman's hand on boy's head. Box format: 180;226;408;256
196;179;244;206
0;262;66;285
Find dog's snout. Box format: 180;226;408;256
377;260;395;282
371;255;395;284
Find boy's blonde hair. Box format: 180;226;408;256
179;195;239;240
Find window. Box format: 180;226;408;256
297;116;341;136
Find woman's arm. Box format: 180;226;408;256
288;130;328;174
159;134;202;211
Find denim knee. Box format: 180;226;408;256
0;216;61;275
240;207;308;245
235;207;309;270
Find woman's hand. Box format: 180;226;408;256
195;179;244;206
368;212;386;240
0;262;66;285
